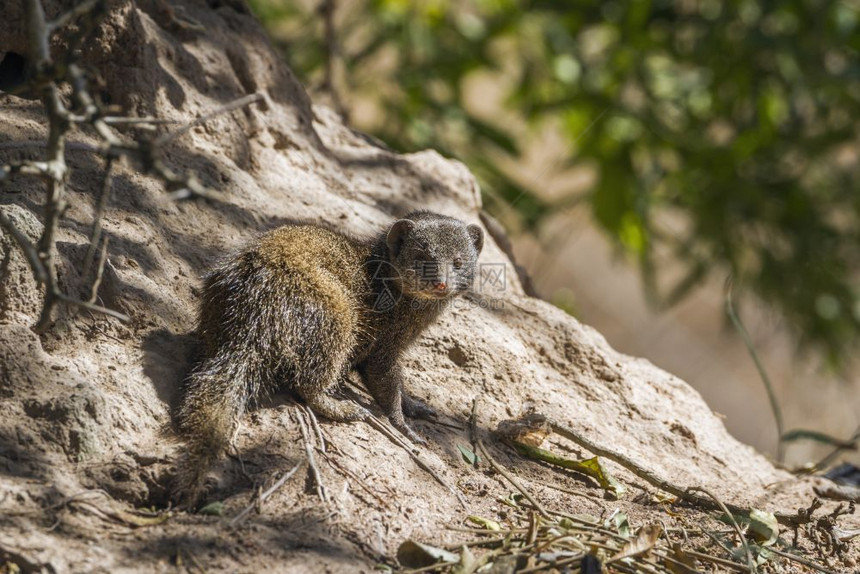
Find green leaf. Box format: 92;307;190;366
611;511;631;538
500;492;524;508
510;441;626;497
457;444;480;466
198;501;224;516
466;515;501;531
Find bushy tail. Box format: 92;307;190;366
173;356;256;508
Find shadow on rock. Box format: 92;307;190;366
142;328;200;419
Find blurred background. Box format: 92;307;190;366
247;0;860;467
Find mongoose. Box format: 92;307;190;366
174;210;484;505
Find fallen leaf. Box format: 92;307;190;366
452;545;480;574
605;510;630;538
396;540;459;568
833;527;860;542
748;508;778;546
607;524;662;563
198;501;224;516
652;492;678;504
510;441;626;497
457;444;480;466
666;542;698;574
466;515;501;531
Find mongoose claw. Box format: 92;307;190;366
402;394;437;421
394;421;427;445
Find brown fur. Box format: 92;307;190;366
174;211;483;506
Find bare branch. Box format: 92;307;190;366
87;236;109;305
229;462;303;528
102;117;180;126
0;160;54;181
155;92;265;146
0;209;47;284
7;0;267;333
83;157;114;276
56;292;128;323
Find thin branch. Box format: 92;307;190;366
687;486;755;573
83;157;113;276
0;209;47;284
364;414;467;508
87;237;108;305
102;117;180;125
26;0;51;67
155;92;265;146
26;0;71;333
0;140;100;153
296;408;328;503
56;292;129;323
767;547;840;574
725;276;785;462
681;548;749;572
303;405;327;454
0;160;55;181
476;438;550;519
228;461;303;527
317;0;348;122
320;450;389;509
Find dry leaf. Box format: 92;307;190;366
607;524;663;563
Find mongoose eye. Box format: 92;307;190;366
453;257;463;269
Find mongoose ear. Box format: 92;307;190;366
467;224;484;253
386;219;416;256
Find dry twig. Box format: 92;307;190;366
296;407;329;503
476;438;550;519
319;450;389;509
686;486;755;572
767;547;841;574
364;414;467;508
229;461;303;527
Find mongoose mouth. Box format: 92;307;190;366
409;287;457;300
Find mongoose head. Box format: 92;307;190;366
385;211;484;300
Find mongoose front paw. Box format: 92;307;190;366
342;404;372;422
305;395;369;422
402;394;437;420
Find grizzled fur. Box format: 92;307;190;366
174;211;484;505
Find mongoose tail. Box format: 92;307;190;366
174;358;255;507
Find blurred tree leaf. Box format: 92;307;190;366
249;0;860;365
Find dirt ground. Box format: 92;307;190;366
0;1;857;572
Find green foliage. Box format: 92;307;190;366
250;0;860;364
